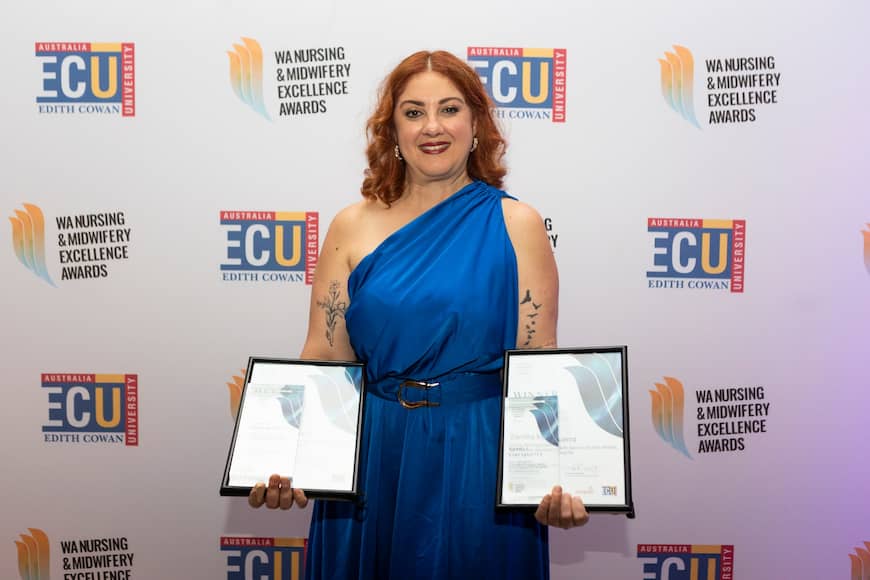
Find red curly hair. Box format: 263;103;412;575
361;50;507;205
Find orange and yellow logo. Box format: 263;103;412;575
851;541;870;580
228;37;270;120
650;376;692;458
9;204;55;286
658;45;700;129
227;369;246;421
862;224;870;274
15;528;50;580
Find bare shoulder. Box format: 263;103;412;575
500;197;549;248
335;197;407;271
329;198;390;236
321;199;380;265
327;199;368;239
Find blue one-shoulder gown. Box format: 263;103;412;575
305;181;549;579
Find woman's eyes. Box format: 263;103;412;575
402;105;460;118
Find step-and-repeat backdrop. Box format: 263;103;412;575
3;1;868;579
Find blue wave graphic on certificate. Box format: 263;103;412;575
344;366;363;393
277;385;305;428
564;353;624;438
529;395;559;447
310;367;361;434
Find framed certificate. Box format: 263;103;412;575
219;357;365;500
497;347;635;516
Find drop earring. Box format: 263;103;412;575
394;145;403;161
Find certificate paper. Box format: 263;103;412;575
497;347;635;515
220;358;364;499
503;395;560;501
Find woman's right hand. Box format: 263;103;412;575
247;474;309;510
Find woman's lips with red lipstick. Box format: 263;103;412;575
419;142;450;154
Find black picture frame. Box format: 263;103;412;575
496;346;635;517
219;356;366;501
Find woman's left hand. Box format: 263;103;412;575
535;485;589;529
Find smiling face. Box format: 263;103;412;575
393;71;476;187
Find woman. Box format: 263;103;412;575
249;50;588;579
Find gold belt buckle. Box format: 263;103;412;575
398;380;440;409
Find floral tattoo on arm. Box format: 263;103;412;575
519;289;542;347
316;280;347;347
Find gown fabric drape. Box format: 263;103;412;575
305;181;549;580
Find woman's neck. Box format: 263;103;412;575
399;173;473;210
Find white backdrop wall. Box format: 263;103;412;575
2;1;869;579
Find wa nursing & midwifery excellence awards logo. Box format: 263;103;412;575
219;210;318;284
9;204;134;284
15;530;137;579
651;377;771;456
647;217;746;293
227;38;352;119
467;47;566;122
658;44;781;127
36;42;135;116
42;373;139;445
221;537;307;579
